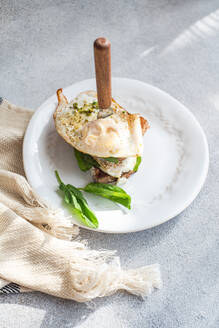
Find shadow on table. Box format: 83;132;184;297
79;211;181;260
0;288;150;328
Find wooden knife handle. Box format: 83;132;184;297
94;37;112;109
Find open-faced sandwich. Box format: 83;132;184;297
54;89;149;185
53;38;150;228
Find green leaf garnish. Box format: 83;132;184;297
55;170;98;228
133;156;141;172
102;157;119;164
74;149;99;171
73;103;79;109
82;182;131;209
92;101;98;109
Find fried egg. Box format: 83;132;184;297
94;156;137;178
54;89;144;158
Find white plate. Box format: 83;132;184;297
23;78;209;233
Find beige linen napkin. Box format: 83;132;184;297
0;98;162;301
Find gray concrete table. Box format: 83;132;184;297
0;1;219;327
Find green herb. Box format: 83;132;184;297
92;101;98;109
73;101;99;113
55;170;98;228
73;103;78;109
74;149;100;171
81;182;131;209
78;109;94;115
133;156;141;172
102;157;119;164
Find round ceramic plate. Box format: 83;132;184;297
23;78;209;233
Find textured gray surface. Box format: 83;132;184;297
0;0;219;327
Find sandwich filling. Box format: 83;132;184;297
54;90;149;184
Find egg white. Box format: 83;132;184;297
55;91;144;158
95;156;137;178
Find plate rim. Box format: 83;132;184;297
23;78;209;233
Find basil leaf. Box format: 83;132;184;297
55;170;99;228
68;192;81;210
71;207;97;229
133;156;141;172
55;170;62;185
74;149;99;171
102;157;119;164
84;182;128;194
67;184;98;227
66;184;87;203
64;189;71;204
74;149;92;171
82;183;131;209
67;192;97;228
78;198;99;227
